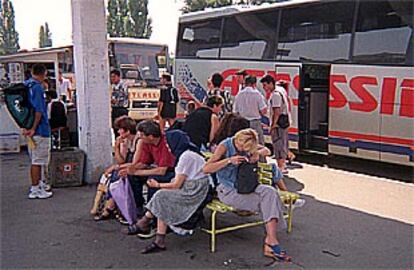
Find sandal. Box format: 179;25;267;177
141;242;166;254
124;223;149;235
263;243;292;262
93;208;116;221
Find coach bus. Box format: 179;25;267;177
174;0;413;166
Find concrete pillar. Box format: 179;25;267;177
71;0;112;183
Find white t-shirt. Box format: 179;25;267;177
58;78;72;97
233;86;267;120
175;150;206;180
269;86;291;125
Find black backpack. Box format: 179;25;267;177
3;83;35;129
49;101;67;129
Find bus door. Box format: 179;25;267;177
299;64;331;153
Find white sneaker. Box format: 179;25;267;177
28;186;53;199
39;181;52;192
292;198;306;209
169;225;194;236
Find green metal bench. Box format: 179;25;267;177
202;162;300;252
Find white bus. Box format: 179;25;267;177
174;0;413;166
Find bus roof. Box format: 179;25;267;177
0;46;71;61
108;37;168;47
0;38;167;61
179;0;320;23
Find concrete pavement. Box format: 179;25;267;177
1;151;413;269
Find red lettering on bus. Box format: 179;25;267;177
329;75;347;108
349;76;378;112
291;75;300;106
400;79;414;117
221;69;239;96
380;77;397;115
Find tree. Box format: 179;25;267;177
127;0;151;38
44;22;52;47
0;2;4;55
38;22;52;48
0;0;19;55
106;0;152;39
182;0;232;13
107;0;119;37
38;25;45;48
181;0;284;13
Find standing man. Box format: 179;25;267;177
233;75;267;145
235;69;248;93
183;96;223;150
110;69;129;138
24;64;53;199
158;73;179;130
58;71;72;101
206;72;232;115
260;75;291;173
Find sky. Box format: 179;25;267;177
12;0;185;54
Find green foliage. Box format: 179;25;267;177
38;25;45;48
182;0;233;13
106;0;152;39
44;23;52;47
182;0;283;13
0;0;20;55
38;22;52;48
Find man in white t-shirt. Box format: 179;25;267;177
58;72;72;101
261;75;290;173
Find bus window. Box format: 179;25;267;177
276;2;354;62
353;0;413;65
176;19;222;58
113;43;168;82
220;10;278;60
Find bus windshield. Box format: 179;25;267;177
113;43;168;84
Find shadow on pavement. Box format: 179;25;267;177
295;153;414;183
1;153;413;269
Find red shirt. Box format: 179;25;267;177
138;134;176;168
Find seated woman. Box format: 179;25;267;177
90;116;138;221
129;148;210;254
203;128;292;262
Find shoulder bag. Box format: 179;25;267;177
236;161;259;194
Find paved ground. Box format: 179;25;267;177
1;151;413;269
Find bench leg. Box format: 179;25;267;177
211;210;217;252
287;201;293;233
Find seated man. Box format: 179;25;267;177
47;90;68;149
120;120;176;233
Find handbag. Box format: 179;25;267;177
109;177;138;225
236;162;259;194
277;114;290;129
271;91;290;129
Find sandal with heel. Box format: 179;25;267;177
94;208;116;221
263;243;292;262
